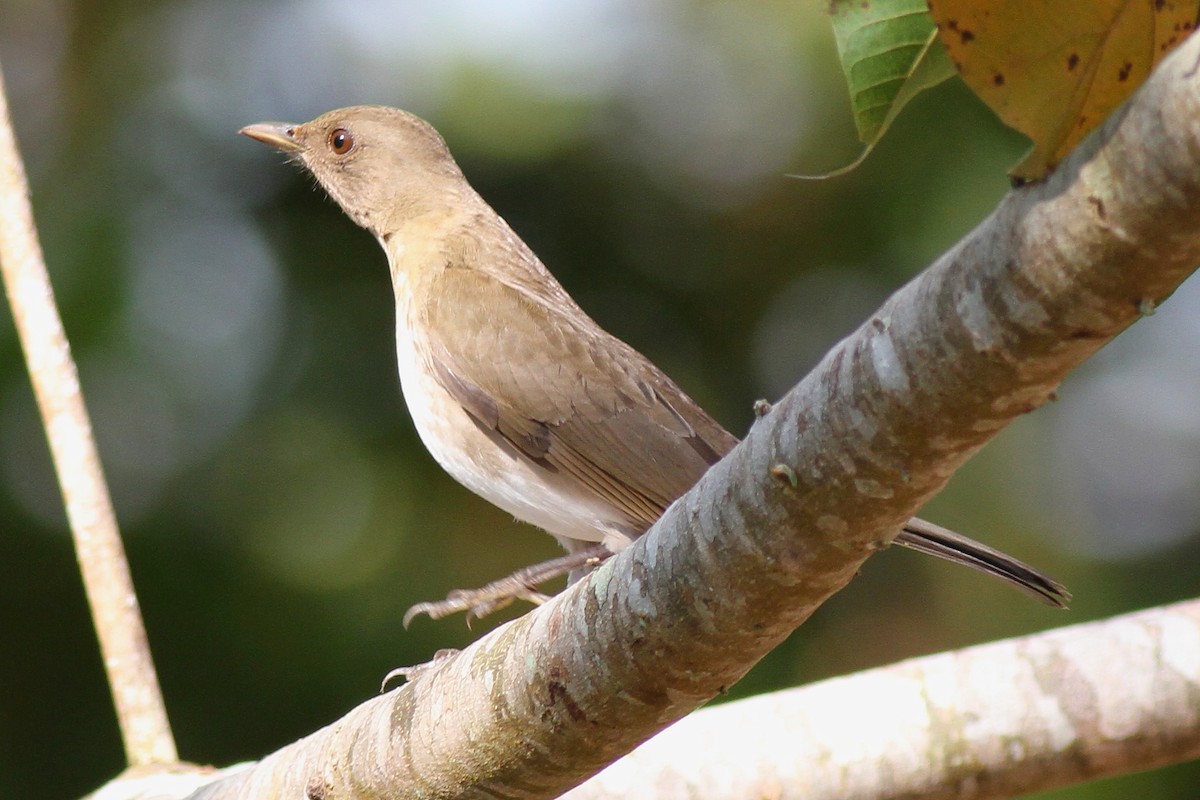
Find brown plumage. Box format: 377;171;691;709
241;106;1069;621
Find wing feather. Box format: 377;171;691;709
422;266;736;534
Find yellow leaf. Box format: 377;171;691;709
928;0;1199;179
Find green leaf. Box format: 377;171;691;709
829;0;956;147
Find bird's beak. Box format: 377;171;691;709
239;122;304;153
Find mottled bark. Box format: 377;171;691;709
567;598;1200;800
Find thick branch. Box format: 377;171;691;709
565;598;1200;799
177;29;1200;800
0;62;175;764
93;598;1200;800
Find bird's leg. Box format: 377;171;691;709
403;543;612;625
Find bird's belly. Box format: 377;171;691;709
394;328;630;549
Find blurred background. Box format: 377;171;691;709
2;0;1198;797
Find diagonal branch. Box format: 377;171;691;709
168;28;1200;800
0;61;176;765
92;597;1200;800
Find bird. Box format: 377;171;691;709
240;106;1069;623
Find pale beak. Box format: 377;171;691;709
239;122;304;153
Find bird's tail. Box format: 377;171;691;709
895;517;1070;608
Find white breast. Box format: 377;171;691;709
390;268;634;551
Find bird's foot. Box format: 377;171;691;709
402;584;549;627
403;544;612;626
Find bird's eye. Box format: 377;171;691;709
329;128;354;155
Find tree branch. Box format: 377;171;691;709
90;598;1200;800
0;61;176;765
163;27;1200;800
564;597;1200;800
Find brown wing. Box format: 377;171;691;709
421;266;737;533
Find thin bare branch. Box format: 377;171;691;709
0;60;176;765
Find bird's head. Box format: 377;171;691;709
240;105;469;236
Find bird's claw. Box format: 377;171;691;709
380;648;460;691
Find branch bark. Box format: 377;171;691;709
0;61;176;766
165;27;1200;800
90;598;1200;800
564;597;1200;800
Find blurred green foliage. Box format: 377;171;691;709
1;1;1197;798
